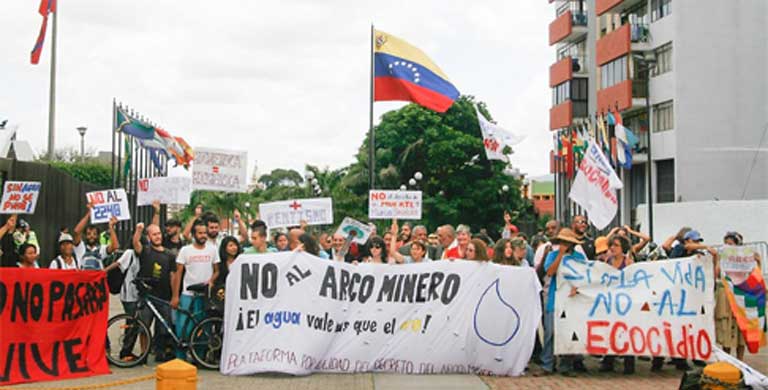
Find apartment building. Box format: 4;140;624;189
548;0;768;232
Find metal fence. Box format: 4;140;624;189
0;158;102;264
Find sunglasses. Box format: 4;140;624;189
371;244;383;249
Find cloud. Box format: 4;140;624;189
0;0;553;181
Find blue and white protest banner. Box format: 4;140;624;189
86;189;130;224
554;255;716;360
221;252;541;376
0;181;41;214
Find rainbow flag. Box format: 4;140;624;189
723;267;767;354
373;29;460;113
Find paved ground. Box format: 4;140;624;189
5;295;765;390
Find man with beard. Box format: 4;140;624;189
171;219;220;359
151;200;184;256
571;215;595;260
73;203;119;270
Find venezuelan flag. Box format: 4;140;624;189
374;29;460;113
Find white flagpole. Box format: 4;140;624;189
46;4;58;159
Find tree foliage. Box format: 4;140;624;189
176;96;535;237
49;161;113;188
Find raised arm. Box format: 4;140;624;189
234;209;247;244
389;220;405;264
183;205;203;242
0;215;16;239
626;225;650;254
151;200;161;227
661;234;677;253
107;217;119;254
73;204;93;246
133;223;145;254
546;243;571;277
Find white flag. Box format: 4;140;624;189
477;108;526;162
568;141;623;229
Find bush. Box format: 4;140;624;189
50;161;113;187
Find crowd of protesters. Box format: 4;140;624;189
0;201;762;375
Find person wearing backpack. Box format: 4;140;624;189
104;249;141;361
73;204;119;270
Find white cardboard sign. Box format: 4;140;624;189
0;181;41;214
259;198;333;229
137;177;192;206
86;189;131;224
368;190;422;220
192;148;248;193
335;217;372;244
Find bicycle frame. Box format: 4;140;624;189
136;292;205;348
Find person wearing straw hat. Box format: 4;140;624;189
535;228;587;377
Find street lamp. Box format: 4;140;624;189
414;171;423;181
77;126;87;157
408;178;416;186
633;50;657;240
399;184;407;191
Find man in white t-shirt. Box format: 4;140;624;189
171;219;220;359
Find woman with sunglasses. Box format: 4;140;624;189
363;236;394;264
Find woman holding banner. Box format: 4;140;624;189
363;236;394;264
466;239;490;261
599;234;636;374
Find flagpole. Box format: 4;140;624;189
46;4;57;159
368;24;375;190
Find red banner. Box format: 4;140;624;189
0;269;110;385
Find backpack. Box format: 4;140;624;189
106;251;132;295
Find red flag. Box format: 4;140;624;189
566;130;575;179
30;0;55;65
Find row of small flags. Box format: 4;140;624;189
553;110;640;178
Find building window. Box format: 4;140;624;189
656;159;674;203
653;100;674;132
651;0;671;22
557;38;588;71
651;43;672;77
552;78;587;107
600;56;627;89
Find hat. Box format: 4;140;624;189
58;233;74;244
595;236;609;254
553;228;584;245
683;230;703;242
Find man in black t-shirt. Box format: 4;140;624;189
130;222;176;362
151;201;184;257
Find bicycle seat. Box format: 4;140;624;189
133;277;155;293
186;283;208;293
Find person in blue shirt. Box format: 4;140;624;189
537;228;587;377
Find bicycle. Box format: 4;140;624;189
105;277;224;369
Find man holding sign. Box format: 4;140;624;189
73;204;119;270
86;189;131;224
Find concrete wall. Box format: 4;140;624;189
636;200;768;246
674;0;768;201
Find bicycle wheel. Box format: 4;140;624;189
189;317;224;370
106;313;151;368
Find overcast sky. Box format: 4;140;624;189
1;1;553;181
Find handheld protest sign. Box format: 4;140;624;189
335;217;372;245
137;177;192;206
0;181;41;214
368;190;422;220
86;189;131;224
259;198;333;229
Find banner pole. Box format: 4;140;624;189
46;4;58;159
368;24;375;190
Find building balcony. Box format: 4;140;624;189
597;79;649;113
549;10;588;46
550;57;572;88
596;0;646;16
596;22;649;66
550;100;573;130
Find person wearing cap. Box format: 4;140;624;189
594;236;610;262
13;218;39;252
680;230;719;260
50;233;80;270
73;204;119;270
535;228;588;376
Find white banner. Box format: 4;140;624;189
137;177;192;206
568;141;622;229
554;255;716;360
259;198;333;229
0;181;41;214
221;252;541;376
368;190;422;220
719;246;758;284
335;217;372;245
192;148;248;193
86;189;131;224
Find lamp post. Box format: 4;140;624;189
77;126;87;157
633;50;657;240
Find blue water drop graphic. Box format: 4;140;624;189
473;278;521;346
